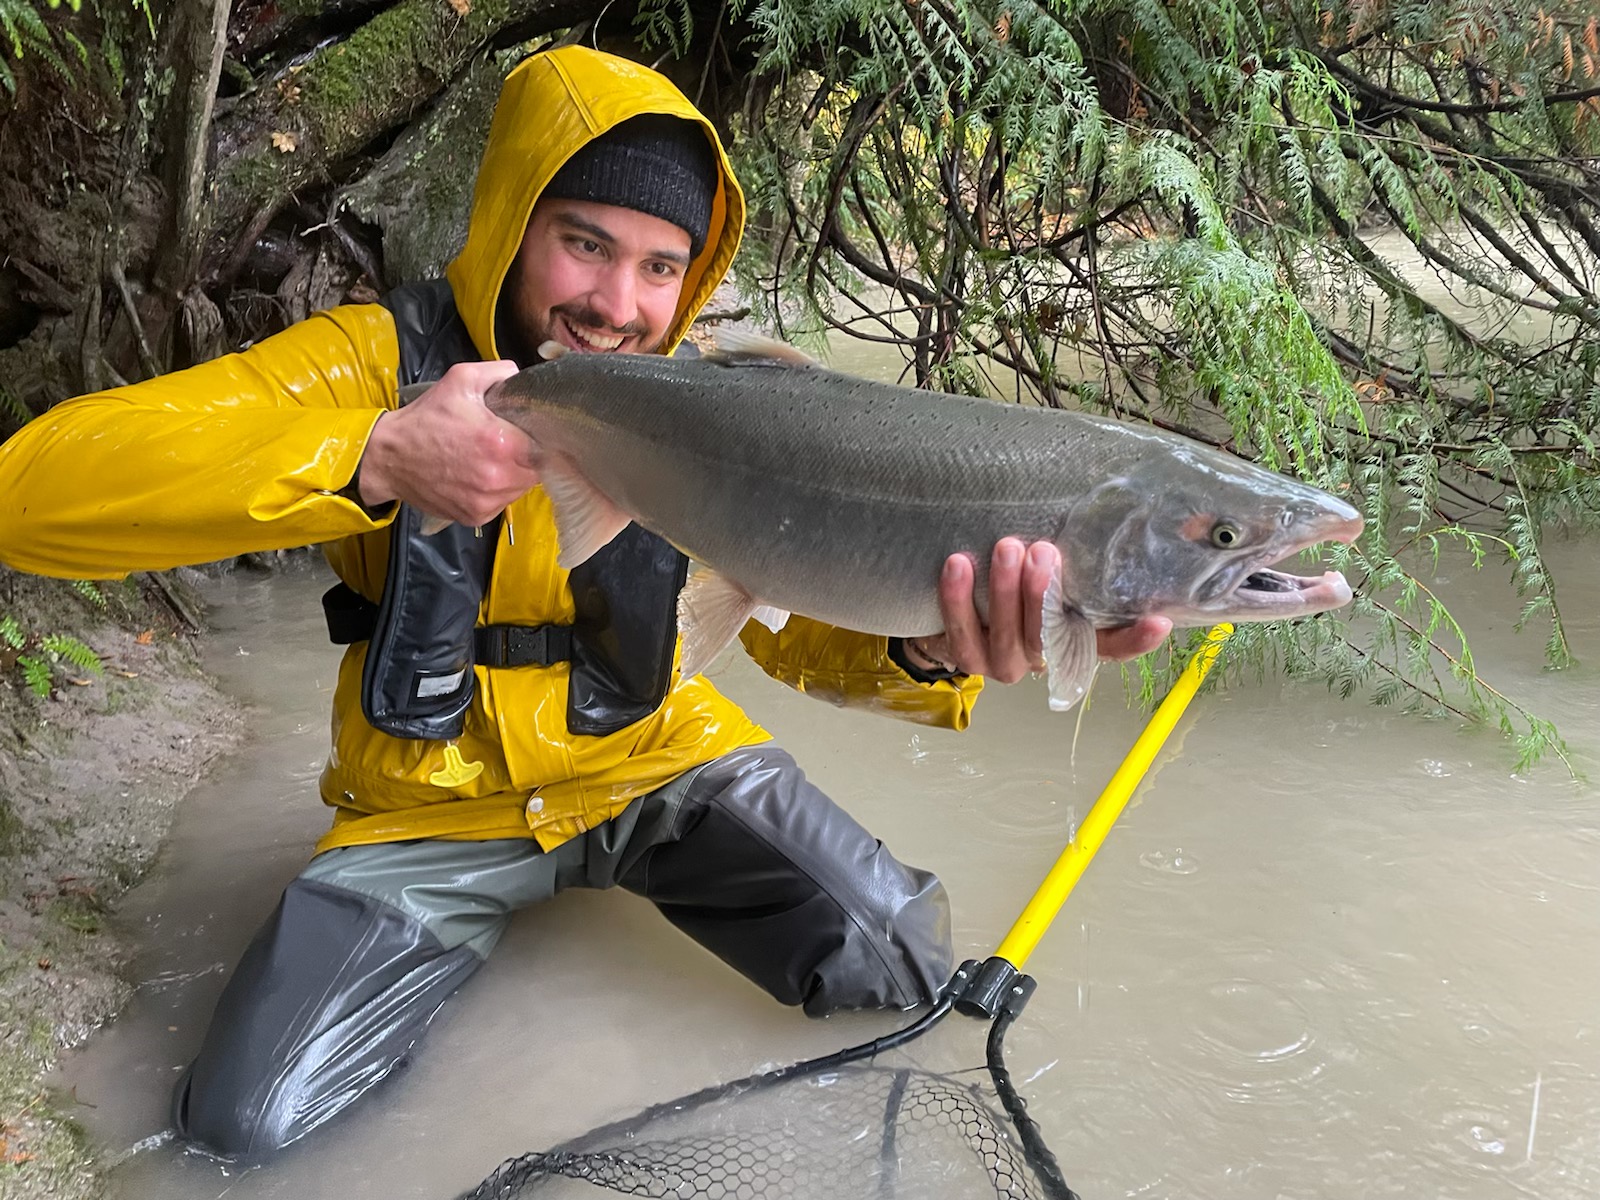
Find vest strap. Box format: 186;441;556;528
323;583;573;669
474;623;574;668
322;583;381;645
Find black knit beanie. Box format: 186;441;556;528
543;114;717;257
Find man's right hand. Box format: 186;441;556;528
355;360;539;526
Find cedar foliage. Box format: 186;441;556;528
697;0;1598;767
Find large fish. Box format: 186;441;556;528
440;333;1363;710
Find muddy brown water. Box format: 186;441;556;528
48;533;1600;1200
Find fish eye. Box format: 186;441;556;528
1209;522;1242;548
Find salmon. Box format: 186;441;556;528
452;333;1361;710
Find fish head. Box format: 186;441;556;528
1058;441;1364;628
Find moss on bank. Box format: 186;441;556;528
0;569;242;1199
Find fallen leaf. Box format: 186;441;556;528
135;630;154;645
447;0;471;12
271;130;298;153
67;677;91;686
36;958;50;970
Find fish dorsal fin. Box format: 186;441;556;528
1042;570;1099;712
706;329;820;369
677;570;771;679
538;340;569;361
540;454;631;569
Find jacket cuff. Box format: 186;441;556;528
334;469;397;520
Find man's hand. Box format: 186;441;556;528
901;538;1171;681
354;361;539;526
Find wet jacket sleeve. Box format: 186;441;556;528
0;305;400;580
739;616;983;730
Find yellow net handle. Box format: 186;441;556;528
993;622;1234;970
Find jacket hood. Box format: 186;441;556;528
446;45;745;360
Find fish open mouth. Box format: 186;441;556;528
1241;568;1310;594
1233;566;1352;610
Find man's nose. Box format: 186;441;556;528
588;265;637;330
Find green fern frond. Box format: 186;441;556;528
18;654;51;697
40;633;101;673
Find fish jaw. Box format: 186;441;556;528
1174;508;1364;626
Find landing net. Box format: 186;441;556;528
463;962;1071;1200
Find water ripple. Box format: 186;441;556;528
1180;980;1325;1105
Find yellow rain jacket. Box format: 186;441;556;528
0;46;982;854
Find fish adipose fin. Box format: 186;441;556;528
1042;572;1099;712
677;571;787;678
706;330;820;369
541;456;631;570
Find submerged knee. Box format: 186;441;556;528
800;874;953;1016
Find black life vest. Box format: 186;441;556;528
322;279;688;740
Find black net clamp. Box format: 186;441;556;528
955;955;1032;1019
474;623;574;669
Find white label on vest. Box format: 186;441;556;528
416;669;466;699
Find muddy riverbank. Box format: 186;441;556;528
0;570;241;1200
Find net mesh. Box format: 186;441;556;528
462;1062;1045;1200
461;960;1075;1200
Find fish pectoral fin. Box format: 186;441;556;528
751;604;791;633
706;330;819;369
677;570;763;679
1042;573;1099;712
541;457;631;569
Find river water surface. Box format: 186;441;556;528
51;535;1600;1200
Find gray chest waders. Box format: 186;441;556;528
320;279;688;741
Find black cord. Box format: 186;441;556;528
986;979;1080;1200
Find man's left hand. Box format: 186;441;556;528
901;538;1171;682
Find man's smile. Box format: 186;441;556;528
560;316;626;351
